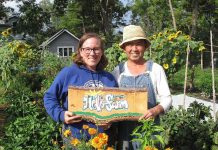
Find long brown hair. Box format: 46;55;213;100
73;33;108;71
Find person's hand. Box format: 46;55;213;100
98;122;112;130
139;105;164;120
64;111;82;124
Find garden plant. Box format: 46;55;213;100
0;27;217;150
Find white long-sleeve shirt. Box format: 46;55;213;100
115;61;172;112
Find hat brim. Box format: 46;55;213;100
119;37;151;48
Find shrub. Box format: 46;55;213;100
161;101;216;150
0;29;69;149
105;43;126;72
149;29;205;78
168;65;218;97
194;66;218;98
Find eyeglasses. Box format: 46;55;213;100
81;47;102;54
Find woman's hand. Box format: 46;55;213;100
64;111;82;124
139;105;164;120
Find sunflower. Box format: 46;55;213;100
172;57;177;64
158;32;163;37
199;46;205;51
6;28;12;35
175;31;182;36
185;35;191;40
167;34;175;41
175;50;179;56
1;31;8;37
163;63;169;69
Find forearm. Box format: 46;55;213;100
150;104;164;117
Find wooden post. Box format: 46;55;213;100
168;0;177;30
210;30;216;121
201;51;203;69
183;42;190;108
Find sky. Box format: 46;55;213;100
3;0;131;25
4;0;131;13
4;0;42;12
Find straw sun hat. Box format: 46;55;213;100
119;25;151;48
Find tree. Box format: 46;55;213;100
131;0;172;35
52;0;127;46
0;0;13;20
15;0;50;37
53;0;68;16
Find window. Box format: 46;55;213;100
57;46;74;57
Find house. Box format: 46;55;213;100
0;14;26;41
40;29;79;58
0;14;19;32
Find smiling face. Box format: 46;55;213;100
123;39;147;63
80;37;103;71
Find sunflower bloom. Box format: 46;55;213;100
163;63;169;69
152;35;156;39
107;147;115;150
6;28;12;35
88;128;97;135
168;34;175;41
71;138;80;146
158;32;162;37
175;31;182;36
1;31;8;37
82;125;89;130
164;29;169;35
185;35;191;40
63;129;71;137
175;50;179;55
172;57;177;64
199;46;205;51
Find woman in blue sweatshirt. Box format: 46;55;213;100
43;33;118;145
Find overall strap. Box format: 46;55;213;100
118;62;125;74
147;60;153;72
111;62;125;82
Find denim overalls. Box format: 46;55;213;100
116;61;159;150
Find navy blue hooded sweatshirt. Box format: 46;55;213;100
43;63;118;139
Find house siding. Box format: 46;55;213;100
48;32;79;54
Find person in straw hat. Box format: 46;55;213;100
112;25;172;150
